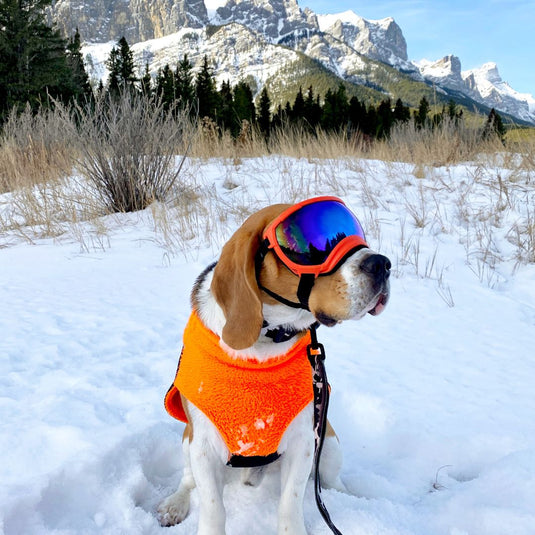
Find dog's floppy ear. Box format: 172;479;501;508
211;204;289;350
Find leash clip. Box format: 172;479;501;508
307;342;325;365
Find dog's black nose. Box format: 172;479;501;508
360;254;391;285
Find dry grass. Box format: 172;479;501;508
368;118;507;166
267;126;364;161
2;105;531;192
0;106;75;194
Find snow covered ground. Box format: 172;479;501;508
1;156;535;534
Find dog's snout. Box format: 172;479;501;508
360;254;391;284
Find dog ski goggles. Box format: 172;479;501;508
263;196;368;277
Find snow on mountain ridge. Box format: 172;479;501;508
83;24;302;95
317;11;394;32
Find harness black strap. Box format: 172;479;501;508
264;324;303;343
307;324;344;535
227;451;280;468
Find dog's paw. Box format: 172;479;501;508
157;491;190;527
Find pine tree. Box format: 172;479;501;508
393;98;410;123
175;55;195;113
303;86;321;129
106;47;121;97
348;96;366;132
117;37;137;88
195;55;219;120
362;104;378;137
258;87;271;139
335;84;349;124
321;84;349;131
377;99;394;138
284;101;292;120
483;108;506;143
66;29;93;105
96;79;105;97
106;36;137;97
291;86;305;122
0;0;75;121
233;82;255;123
155;64;175;111
415;96;430;129
271;103;284;130
217;80;234;133
447;100;457;120
140;63;152;98
232;81;255;139
432;105;445;128
321;88;335;131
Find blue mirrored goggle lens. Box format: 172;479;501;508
275;200;366;265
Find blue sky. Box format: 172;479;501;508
301;0;534;95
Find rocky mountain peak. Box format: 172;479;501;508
437;54;462;75
415;56;534;124
213;0;317;41
475;62;502;85
416;55;465;93
50;0;208;44
418;55;462;78
317;11;409;69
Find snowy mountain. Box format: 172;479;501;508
212;0;317;42
416;55;466;93
316;11;417;75
51;0;535;124
463;63;535;124
416;56;535;124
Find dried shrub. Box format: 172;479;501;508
68;93;192;213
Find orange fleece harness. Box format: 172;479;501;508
165;312;314;464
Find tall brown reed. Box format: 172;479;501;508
0;105;75;193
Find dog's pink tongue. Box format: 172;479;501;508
368;294;388;316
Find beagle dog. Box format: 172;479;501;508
158;199;391;535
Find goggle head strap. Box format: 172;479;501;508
296;273;315;310
255;239;313;311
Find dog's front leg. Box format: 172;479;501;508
188;405;228;535
278;404;315;535
158;425;195;526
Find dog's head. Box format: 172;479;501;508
211;201;390;350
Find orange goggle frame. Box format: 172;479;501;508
262;196;368;277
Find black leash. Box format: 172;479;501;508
307;324;344;535
254;240;344;533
